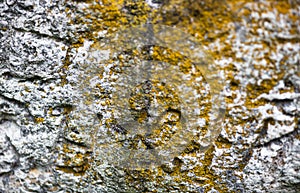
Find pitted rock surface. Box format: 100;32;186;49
0;0;299;193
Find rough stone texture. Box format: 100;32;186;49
0;0;299;193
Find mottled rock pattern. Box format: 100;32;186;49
0;0;299;193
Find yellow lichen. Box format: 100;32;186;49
34;117;44;123
62;0;299;191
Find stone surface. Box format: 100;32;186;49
0;0;299;193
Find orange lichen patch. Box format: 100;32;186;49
121;145;231;192
124;168;154;185
152;46;193;74
85;0;126;33
279;85;295;94
244;65;291;109
34;117;44;123
55;143;92;176
245;76;283;108
273;1;292;15
123;1;152;25
188;146;231;192
154;0;236;44
215;135;232;149
77;0;152;38
48;107;53;116
63;105;74;115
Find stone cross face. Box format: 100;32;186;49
74;24;225;169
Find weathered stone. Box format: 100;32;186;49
0;0;299;192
